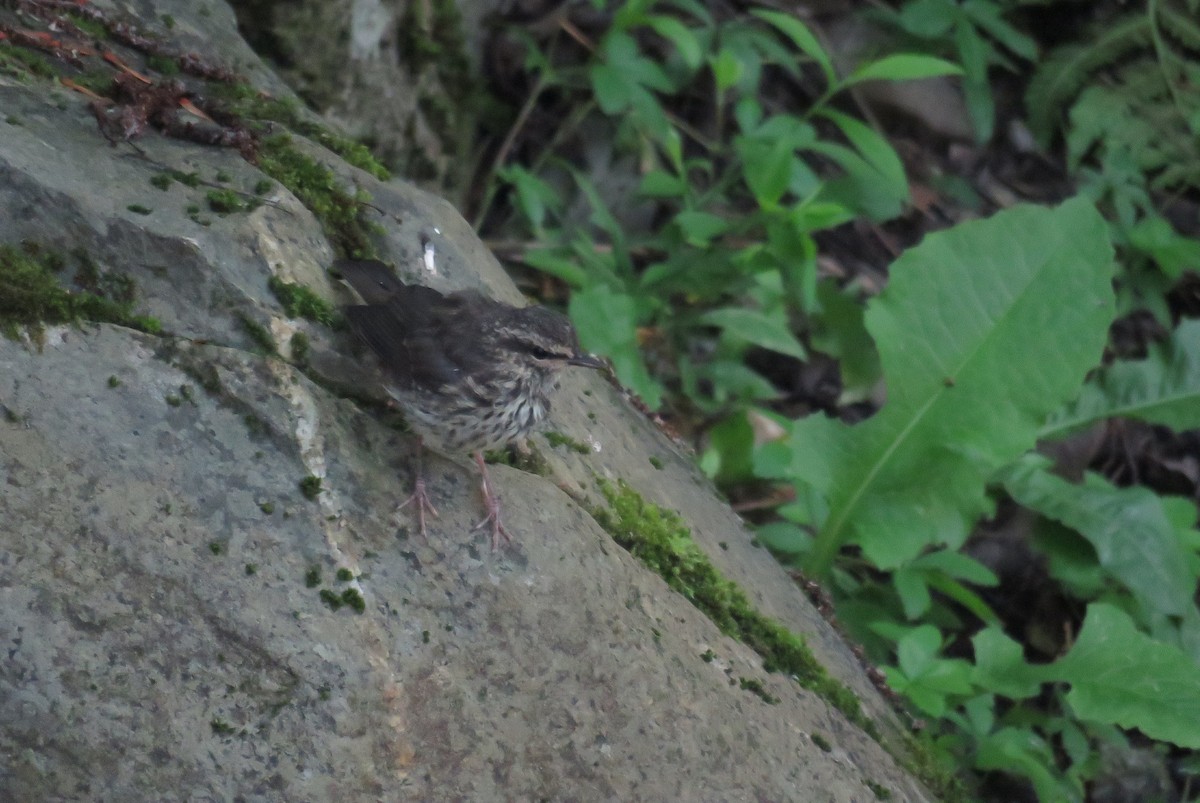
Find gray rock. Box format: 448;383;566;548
0;1;932;800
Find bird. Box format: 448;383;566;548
336;258;604;549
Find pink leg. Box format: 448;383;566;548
470;450;513;550
396;437;439;540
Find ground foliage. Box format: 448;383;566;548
469;0;1200;800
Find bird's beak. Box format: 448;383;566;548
568;353;606;370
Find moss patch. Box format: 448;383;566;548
268;277;337;326
591;479;876;734
591;478;966;801
0;244;161;339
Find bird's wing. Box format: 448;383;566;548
336;258;407;305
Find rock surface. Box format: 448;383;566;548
0;1;931;800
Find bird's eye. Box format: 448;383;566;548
529;347;554;360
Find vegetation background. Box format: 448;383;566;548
230;0;1200;799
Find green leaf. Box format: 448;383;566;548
975;728;1082;803
810;279;880;402
819;109;908;197
1048;603;1200;748
673;211;729;247
886;625;974;716
638;169;688;199
1001;459;1194;619
789;198;1115;574
750;9;835;86
569;285;662;408
498;165;560;232
844;54;963;86
710;47;743;92
647;15;702;71
523;248;587;287
1126;215;1200;279
699;307;807;359
971;627;1044;699
1045;319;1200;435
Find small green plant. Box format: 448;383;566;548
483;3;958;415
875;0;1036;140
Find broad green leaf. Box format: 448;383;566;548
975;728;1083;803
750;9;835;86
570;285;662;408
699;307;807;359
886;625;974;716
791;198;1115;574
1045;319;1200;435
1048;604;1200;748
972;627;1044;698
1001;458;1194;618
844;53;963;86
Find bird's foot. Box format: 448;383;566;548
396;476;439;541
472;451;514;550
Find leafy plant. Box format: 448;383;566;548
1025;0;1200;324
485;2;959;413
754;197;1200;798
876;0;1038;141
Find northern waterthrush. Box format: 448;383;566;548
337;258;603;548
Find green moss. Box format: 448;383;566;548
738;677;780;705
210;717;237;736
208;541;223;555
66;13;109;39
215;170;232;183
290;331;309;366
811;732;832;752
0;44;56;79
865;779;892;800
268;277;337;325
236;313;275;354
700;648;715;663
335;568;354;582
0;245;161;337
107;375;121;388
244;563;258;576
544;431;590;454
649;456;664;470
150;174;173;191
318;589;343;611
253;179;273;195
304;566;321;588
422;630;430;644
259;501;275;515
255;133;376;258
299;475;322;499
161;14;176;29
206;188;253;215
6;115;21;126
165;393;182;407
146;54;180;75
592;479;876;735
340;588;366;613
